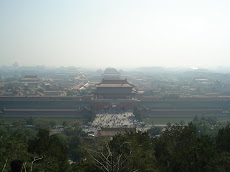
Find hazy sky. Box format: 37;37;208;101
1;0;230;68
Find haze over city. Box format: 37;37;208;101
1;0;230;68
3;1;230;170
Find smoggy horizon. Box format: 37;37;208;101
1;0;230;68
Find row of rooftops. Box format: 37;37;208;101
94;68;136;98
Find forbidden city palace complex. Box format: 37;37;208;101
91;68;139;109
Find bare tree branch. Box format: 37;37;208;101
30;156;43;172
23;162;27;172
87;149;109;172
2;158;7;172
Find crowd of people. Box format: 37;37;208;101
92;112;135;128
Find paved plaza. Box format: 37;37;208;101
83;112;151;136
92;112;135;128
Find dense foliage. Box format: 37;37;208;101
1;116;230;171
